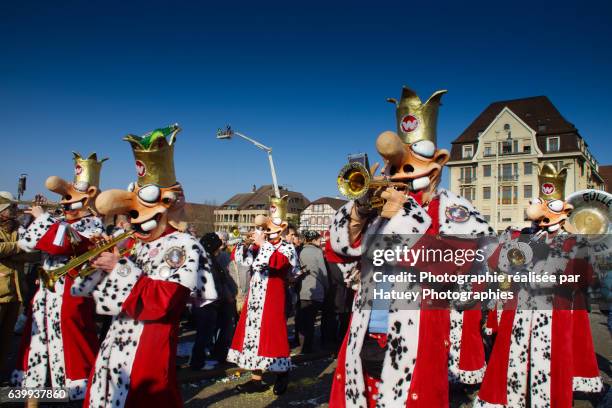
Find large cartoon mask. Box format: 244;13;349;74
375;86;450;204
95;124;186;242
46;152;107;221
526;163;573;232
254;195;289;241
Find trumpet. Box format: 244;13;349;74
337;162;409;208
40;230;134;292
0;195;62;211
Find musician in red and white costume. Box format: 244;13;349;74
228;194;298;396
328;86;496;408
475;163;603;408
72;125;217;408
12;152;105;400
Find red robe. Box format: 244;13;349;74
71;231;218;408
12;213;102;400
227;239;297;372
475;229;603;408
328;188;496;408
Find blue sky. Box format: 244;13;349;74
1;1;611;203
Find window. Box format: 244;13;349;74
483;165;491;177
484;144;492;156
501;141;513;154
483;186;491;199
460;167;475;182
524;184;533;198
547;136;560;152
524;162;532;175
523;144;531;153
310;216;317;225
538;124;547;132
461;187;475;202
462;144;474;159
499;163;513;180
502;217;512;222
483;215;491;222
501;186;512;204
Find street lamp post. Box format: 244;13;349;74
216;125;281;198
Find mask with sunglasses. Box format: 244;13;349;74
95;124;187;242
44;152;107;221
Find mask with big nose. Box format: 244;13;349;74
96;183;186;242
376;131;449;202
375;86;450;205
527;163;572;232
45;152;107;221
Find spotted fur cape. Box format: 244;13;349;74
12;213;103;400
72;231;218;408
474;229;603;408
328;188;496;408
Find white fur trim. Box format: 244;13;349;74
66;378;88;400
92;258;142;315
573;376;604;393
18;212;56;251
473;397;504;408
437;188;496;236
330;201;362;257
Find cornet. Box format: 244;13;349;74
337;162;409;209
40;230;134;292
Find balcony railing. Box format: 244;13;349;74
498;174;519;181
458;177;476;184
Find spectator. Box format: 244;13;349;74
283;225;301;348
190;233;226;371
212;231;238;362
297;230;328;354
324;236;355;351
0;192;34;375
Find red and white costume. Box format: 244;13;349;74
475;228;603;408
328;188;496;408
12;212;103;400
227;239;297;372
72;230;217;408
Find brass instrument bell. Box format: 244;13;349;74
337;162;408;207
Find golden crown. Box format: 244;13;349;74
387;86;447;144
269;195;289;225
72;152;107;188
124;124;181;187
538;162;568;200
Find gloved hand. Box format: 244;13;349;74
380;188;407;219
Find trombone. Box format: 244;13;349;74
337;162;409;209
40;230;134;292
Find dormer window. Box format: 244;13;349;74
462;144;474;159
538;124;547;132
547;136;560;152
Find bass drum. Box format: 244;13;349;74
566;189;612;270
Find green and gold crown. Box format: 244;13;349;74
73;152;107;188
387;85;447;144
124;124;181;187
538;163;568;200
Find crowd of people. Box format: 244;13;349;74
0;87;609;408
